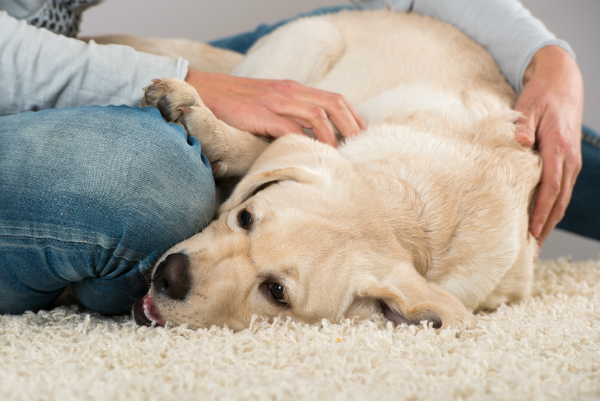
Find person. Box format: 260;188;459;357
0;0;596;316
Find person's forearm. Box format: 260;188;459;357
351;0;574;94
0;11;189;115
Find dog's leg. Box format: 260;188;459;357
81;35;243;74
142;78;269;178
233;17;345;87
350;267;475;331
475;234;537;311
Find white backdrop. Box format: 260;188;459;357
79;0;600;260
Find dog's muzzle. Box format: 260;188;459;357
133;252;191;326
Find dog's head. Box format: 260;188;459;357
134;135;472;331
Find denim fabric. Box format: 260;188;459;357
557;126;600;241
0;106;215;314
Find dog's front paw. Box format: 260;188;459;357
142;77;269;178
142;78;202;122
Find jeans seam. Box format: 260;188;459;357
0;222;113;243
0;232;145;263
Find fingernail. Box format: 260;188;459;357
531;224;542;238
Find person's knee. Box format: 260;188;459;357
38;105;216;262
87;106;217;277
120;107;216;249
0;106;215;314
69;113;216;313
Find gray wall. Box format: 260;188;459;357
79;0;600;261
79;0;346;42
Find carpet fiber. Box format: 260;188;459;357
1;258;599;401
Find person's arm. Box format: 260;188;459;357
0;11;188;115
1;11;365;144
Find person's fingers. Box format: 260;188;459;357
271;80;366;138
266;94;339;146
292;87;367;138
514;85;551;238
536;164;575;248
535;128;582;246
249;108;306;139
515;112;537;148
514;91;539;148
341;95;368;132
530;141;564;239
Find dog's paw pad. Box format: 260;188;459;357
141;78;200;122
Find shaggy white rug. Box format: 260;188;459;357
1;258;599;401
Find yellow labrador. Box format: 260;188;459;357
124;10;541;331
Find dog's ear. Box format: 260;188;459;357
352;268;473;330
219;165;323;212
219;135;342;212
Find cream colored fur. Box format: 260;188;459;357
109;10;542;331
82;34;243;73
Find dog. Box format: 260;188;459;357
106;10;541;331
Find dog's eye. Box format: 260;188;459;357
267;283;287;305
238;209;252;229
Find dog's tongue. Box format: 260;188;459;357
141;293;166;326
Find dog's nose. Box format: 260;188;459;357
152;253;190;300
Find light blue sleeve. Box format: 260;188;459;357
0;11;189;115
350;0;575;94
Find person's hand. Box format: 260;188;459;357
184;69;367;147
514;45;584;248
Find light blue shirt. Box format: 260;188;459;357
0;11;189;115
0;1;574;116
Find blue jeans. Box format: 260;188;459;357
0;106;214;314
556;126;600;240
